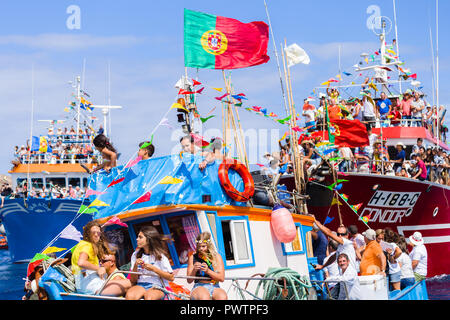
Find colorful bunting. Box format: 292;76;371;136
132;191;152;205
60;224;83;242
107;177;125;188
158;176;183;185
103;216;128;228
88;199;110;207
124;156;142;169
200;115;215;123
42;246;67;255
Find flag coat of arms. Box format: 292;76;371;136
184;9;270;69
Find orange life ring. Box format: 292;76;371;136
218;159;255;202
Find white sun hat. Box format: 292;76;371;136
409;231;424;246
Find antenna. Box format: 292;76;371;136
89;105;123;136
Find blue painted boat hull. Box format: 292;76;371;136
0;198;93;262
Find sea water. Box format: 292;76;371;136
0;249;448;300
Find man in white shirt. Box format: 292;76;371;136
323;240;340;299
324;253;361;300
410;92;425;127
312;216;358;272
409;232;428;281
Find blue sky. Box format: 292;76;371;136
0;0;449;175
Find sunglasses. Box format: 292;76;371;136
100;259;113;264
337;232;348;236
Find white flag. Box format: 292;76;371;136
284;43;310;67
60;224;83;242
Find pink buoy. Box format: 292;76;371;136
270;204;297;243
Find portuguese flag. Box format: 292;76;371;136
184;9;270;69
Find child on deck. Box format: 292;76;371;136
83;134;118;173
187;232;227;300
138;141;155;160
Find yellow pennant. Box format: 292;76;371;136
170;103;189;113
158;176;183;185
42;246;67;255
331;198;343;206
88;199;110;207
212;87;223;92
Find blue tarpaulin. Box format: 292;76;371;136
89;153;246;219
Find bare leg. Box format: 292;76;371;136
144;288;165;300
212;287;228;300
100;279;132;297
190;286;211;300
125;285;146;300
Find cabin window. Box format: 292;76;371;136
132;219;174;266
282;224;304;255
305;231;314;258
30;178;44;189
220;218;253;266
165;213;200;265
68;177;81;188
46;177;66;189
16;178;28;188
82;178;88;188
104;227;134;269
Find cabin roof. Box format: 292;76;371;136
9;163;94;174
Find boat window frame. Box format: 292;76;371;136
281;223;307;256
215;215;255;270
126;210;202;270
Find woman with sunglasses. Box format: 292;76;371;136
98;253;132;297
71;221;112;294
187;232;227;300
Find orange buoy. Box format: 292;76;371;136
218;159;254;202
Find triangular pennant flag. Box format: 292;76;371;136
340;194;349;201
88;199;110;207
352;203;363;212
215;93;229;101
324;216;335;225
107;177;125;188
159;117;174;130
170;102;189;113
125;156;142;169
361;214;371;224
331;198;342;206
212;87;223;92
158;176;183;185
192;79;202;86
42;246;67;255
132;191;152;205
60;224;83;242
30;253;50;263
200;115;215;123
85;189;106;197
78;204;99;214
103;216;128;228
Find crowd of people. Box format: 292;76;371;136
302;85;447;142
259;86;449;187
12;125;102;166
24;221;227;300
311;216;428;300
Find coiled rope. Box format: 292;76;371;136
254;267;313;300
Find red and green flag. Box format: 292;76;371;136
184;9;270;69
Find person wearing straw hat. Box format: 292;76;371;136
392;142;406;173
408;232;428;281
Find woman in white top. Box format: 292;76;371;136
383;229;403;291
397;241;416;289
125;226;174;300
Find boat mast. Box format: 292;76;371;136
392;0;402;94
75;75;81;142
435;0;440;146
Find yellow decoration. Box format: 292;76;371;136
42;246;67;255
158;176;183;184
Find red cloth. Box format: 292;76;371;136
330;119;369;148
214;16;270;69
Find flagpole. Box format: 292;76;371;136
27;64;35;197
435;0;440;146
392;0;402;93
263;0;289;117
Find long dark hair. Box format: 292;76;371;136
136;226;169;261
93;134;117;153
